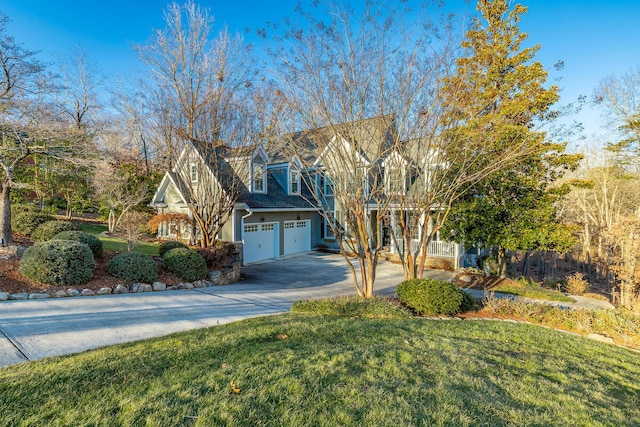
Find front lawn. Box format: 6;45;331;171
76;221;159;256
1;314;638;426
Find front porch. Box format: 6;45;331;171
372;209;466;270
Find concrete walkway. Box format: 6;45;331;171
0;252;450;369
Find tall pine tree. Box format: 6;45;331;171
440;0;580;276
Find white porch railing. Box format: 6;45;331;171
394;239;465;269
407;239;462;257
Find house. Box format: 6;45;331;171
149;117;466;268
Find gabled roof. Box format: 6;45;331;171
149;170;190;206
269;115;396;166
237;169;316;210
188;140;315;210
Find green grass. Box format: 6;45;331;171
494;283;575;302
292;296;413;318
75;222;108;235
98;235;159;256
1;315;639;426
76;222;159;256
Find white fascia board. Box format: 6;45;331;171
313;134;371;168
382;151;408;167
246;208;320;212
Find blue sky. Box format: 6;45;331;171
2;0;639;146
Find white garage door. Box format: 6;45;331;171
283;220;311;256
243;223;278;264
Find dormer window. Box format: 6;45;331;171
253;162;266;193
387;167;405;194
289;168;300;195
190;164;198;183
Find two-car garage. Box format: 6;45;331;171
243;220;311;264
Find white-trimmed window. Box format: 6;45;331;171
289;168;300;195
386;167;405;194
253;162;266;193
324;176;334;196
190;164;198;183
324;214;335;239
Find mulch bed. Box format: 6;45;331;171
0;236;183;295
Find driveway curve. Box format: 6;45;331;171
0;252;450;368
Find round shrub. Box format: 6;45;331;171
107;251;158;283
19;240;95;286
11;207;53;236
196;241;236;269
158;240;189;258
163;248;207;281
52;230;103;258
396;278;467;316
32;220;77;242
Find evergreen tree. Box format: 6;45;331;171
440;0;580;276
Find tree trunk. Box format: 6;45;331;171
522;250;531;277
497;245;507;278
0;181;13;245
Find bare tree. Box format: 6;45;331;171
270;0;460;296
0;12;88;244
135;1;260;247
94;158;149;233
595;67;640;162
54;47;104;130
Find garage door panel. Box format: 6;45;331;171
243;223;277;264
283;220;310;256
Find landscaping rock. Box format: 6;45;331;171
9;293;28;300
51;290;67;298
67;289;80;297
458;275;473;283
209;270;221;280
0;245;27;259
80;289;95;296
193;280;208;288
0;292;9;301
588;333;615;345
113;284;128;294
152;282;166;291
96;287;112;295
130;283;152;293
177;282;193;290
166;285;179;291
28;293;50;299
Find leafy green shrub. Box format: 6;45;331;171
19;240;95;286
158;240;189;257
107;251;157;283
292;296;412;319
196;241;236;269
397;278;470;316
565;272;590;296
163;248;207;281
10;205;53;236
32;220;77;242
52;230;103;258
461;291;481;312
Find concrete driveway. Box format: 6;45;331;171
0;252;452;369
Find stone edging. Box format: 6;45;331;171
0;242;243;302
0;277;231;302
